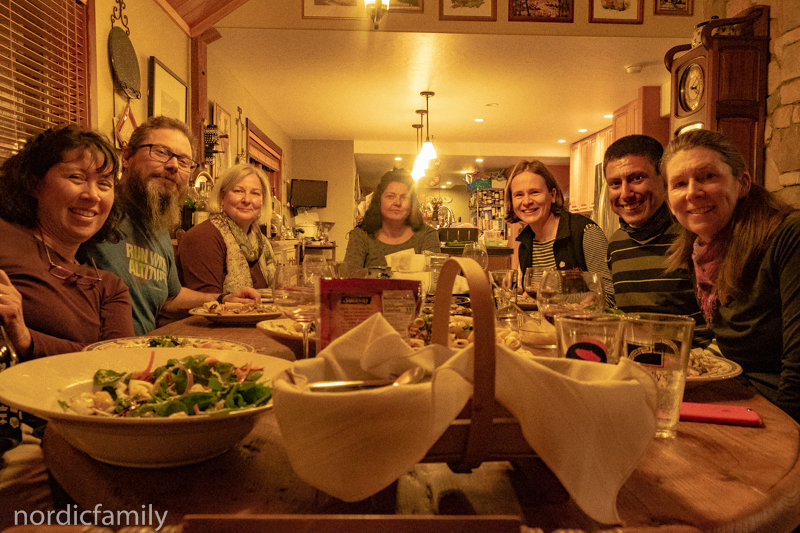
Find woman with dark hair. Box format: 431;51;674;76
342;169;439;278
0;125;133;360
663;129;800;421
0;125;134;525
505;160;613;305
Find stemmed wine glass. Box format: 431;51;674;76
462;242;488;270
536;269;605;325
522;267;543;303
273;263;328;359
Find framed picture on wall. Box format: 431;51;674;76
302;0;367;19
213;102;232;173
654;0;692;16
509;0;573;22
392;0;423;12
148;57;188;122
439;0;496;21
589;0;644;24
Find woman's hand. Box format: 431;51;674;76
224;287;262;305
0;270;32;355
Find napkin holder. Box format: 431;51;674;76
421;257;535;472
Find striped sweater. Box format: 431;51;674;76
607;210;710;344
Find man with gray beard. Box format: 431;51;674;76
82;116;259;335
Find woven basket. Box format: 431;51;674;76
421;257;535;472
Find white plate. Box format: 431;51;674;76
84;336;255;352
189;305;283;324
685;354;743;386
257;319;316;341
0;348;291;468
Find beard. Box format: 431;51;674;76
123;168;186;232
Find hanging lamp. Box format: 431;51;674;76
411;123;425;181
419;91;437;161
364;0;390;30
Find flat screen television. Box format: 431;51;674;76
289;179;328;208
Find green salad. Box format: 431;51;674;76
60;354;271;418
147;335;188;348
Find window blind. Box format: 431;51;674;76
0;0;89;162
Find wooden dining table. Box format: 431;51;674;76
40;311;800;533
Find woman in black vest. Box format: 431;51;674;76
504;160;614;306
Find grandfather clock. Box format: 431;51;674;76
664;5;769;185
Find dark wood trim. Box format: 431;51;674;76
190;28;221;170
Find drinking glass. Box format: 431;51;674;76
523;267;544;301
273;264;321;359
462;242;488;270
489;269;518;323
536;269;605;325
623;313;695;438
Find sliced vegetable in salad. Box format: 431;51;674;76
60;353;272;418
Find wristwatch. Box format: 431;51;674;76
216;293;229;304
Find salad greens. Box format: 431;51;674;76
147;335;188;348
61;354;272;418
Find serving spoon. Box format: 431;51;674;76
308;365;425;392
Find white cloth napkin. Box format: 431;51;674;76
273;313;657;525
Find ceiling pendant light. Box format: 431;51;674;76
365;0;390;30
411;123;425;181
419;91;437;161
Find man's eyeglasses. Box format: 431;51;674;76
44;244;102;286
139;144;199;172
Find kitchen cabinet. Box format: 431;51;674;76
612;86;669;147
569;126;613;215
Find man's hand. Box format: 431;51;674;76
224;287;261;304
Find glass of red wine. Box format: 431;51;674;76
536;269;605;325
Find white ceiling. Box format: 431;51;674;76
209;0;701;191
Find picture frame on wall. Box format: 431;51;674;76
302;0;366;20
148;57;188;122
213;102;232;174
392;0;423;13
589;0;644;24
654;0;692;16
439;0;496;21
509;0;573;22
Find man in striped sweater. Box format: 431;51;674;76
604;135;711;346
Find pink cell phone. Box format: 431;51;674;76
679;402;763;427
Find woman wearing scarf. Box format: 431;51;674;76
176;164;276;293
663;129;800;422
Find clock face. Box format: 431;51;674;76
679;63;705;112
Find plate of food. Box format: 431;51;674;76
190;301;283;324
257;319;316;341
685;350;743;386
84;335;256;352
0;348;292;467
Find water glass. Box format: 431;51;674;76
554;314;626;364
537;269;605;325
623;313;695;438
489;269;518;322
462;242;488;271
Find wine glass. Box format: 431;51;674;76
536;269;605;325
273;264;320;359
462;242;488;270
522;267;543;303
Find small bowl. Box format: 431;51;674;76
0;347;291;468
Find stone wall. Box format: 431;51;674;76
708;0;800;205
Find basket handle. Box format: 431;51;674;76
431;257;496;471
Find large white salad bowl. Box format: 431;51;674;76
0;347;291;468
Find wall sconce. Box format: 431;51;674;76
365;0;390;30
